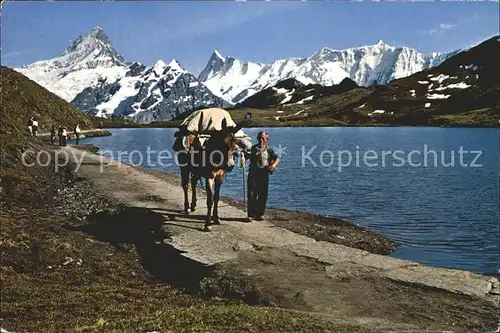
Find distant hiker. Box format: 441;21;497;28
61;127;68;146
99;120;103;129
50;126;57;145
32;118;39;137
74;124;81;145
58;126;63;146
242;131;280;221
27;117;34;136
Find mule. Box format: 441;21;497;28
176;124;242;231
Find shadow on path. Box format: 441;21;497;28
64;206;210;293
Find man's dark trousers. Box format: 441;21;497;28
247;167;269;217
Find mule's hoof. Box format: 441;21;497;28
184;209;190;216
203;225;212;232
213;217;221;225
190;203;197;212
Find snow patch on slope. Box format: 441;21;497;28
296;95;315;104
434;82;471;90
272;87;289;94
280;89;295;104
427;93;450;99
94;73;141;117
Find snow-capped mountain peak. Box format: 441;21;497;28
199;40;459;104
213;49;225;62
64;26;109;54
60;26;126;70
198;50;228;83
16;27;227;122
311;47;333;59
167;59;185;73
15;26;129;101
153;60;168;76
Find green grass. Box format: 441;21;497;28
1;190;366;332
431;107;500;126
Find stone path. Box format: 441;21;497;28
65;145;499;331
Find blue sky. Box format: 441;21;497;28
1;1;498;75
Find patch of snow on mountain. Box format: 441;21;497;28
430;74;450;84
272;87;289;94
425;102;431;108
434;82;471;91
290;109;307;116
418;81;429;84
368;110;386;116
427;93;450;99
95;74;141;117
23;65;128;102
410;89;416;97
280;89;295;104
296;95;315;104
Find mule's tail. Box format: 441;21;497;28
196;175;204;190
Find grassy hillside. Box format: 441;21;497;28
0;66;94;201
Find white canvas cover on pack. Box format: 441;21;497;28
182;108;237;133
174;108;251;152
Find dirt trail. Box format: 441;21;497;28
65;145;499;332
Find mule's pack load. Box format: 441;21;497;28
172;108;251;153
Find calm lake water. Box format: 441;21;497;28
78;127;499;274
